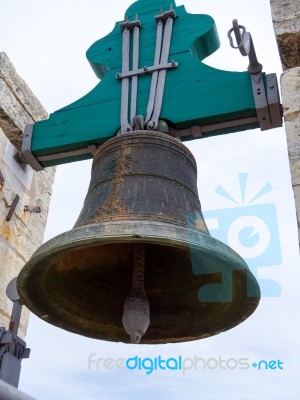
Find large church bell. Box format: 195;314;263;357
17;130;260;344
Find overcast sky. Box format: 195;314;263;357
1;1;300;399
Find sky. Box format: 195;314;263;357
1;0;300;399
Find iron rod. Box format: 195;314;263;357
130;25;140;123
121;27;131;132
150;16;174;129
145;19;163;124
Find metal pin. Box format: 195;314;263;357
0;168;4;186
6;195;20;222
24;205;41;213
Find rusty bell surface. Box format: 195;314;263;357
17;131;260;344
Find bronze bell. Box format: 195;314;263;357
17;131;260;344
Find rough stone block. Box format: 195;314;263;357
0;53;55;339
270;0;300;69
0;52;47;149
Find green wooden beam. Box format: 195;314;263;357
22;0;281;168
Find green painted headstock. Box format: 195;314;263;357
25;0;280;169
87;0;219;78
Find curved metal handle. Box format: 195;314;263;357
228;19;262;74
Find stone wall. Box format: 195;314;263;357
270;0;300;245
0;52;55;339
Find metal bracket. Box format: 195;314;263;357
120;17;142;32
116;61;178;80
266;73;283;128
0;278;30;388
155;6;176;23
19;124;44;172
250;73;272;130
228;19;282;130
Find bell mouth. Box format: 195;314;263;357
17;221;260;344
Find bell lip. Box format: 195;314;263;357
17;220;261;344
20;220;254;268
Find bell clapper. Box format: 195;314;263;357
122;243;150;344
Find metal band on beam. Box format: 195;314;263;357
169;116;259;138
37;145;98;163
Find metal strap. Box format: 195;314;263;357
119;8;176;132
120;27;131;133
145;19;163;124
147;15;174;129
130;25;140;123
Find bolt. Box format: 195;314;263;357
147;121;155;130
24;205;41;213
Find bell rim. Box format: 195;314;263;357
17;220;260;344
19;220;255;271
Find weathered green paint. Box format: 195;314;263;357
31;0;261;166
